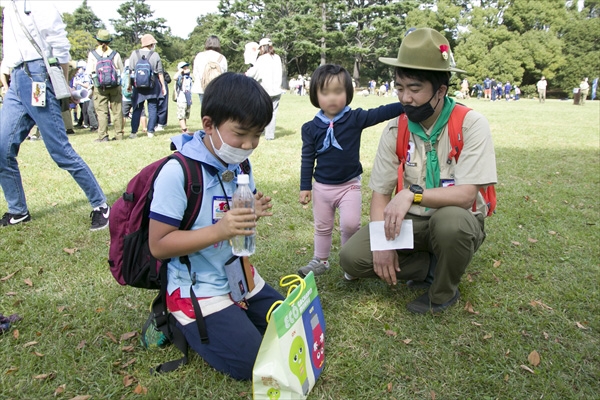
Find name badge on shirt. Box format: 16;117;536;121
441;179;455;188
31;82;46;107
212;195;230;224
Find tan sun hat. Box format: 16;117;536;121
140;34;157;47
379;28;465;73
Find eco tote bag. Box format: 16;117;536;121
253;272;325;399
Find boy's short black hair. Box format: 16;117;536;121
394;67;451;94
202;72;273;131
309;64;354;109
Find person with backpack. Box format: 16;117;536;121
245;38;283;141
127;33;167;138
86;29;124;142
146;73;283;380
339;28;497;314
172;61;193;134
191;35;228;105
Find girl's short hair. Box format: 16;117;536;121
309;64;354;108
202;72;273;132
205;35;222;53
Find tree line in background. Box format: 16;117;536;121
1;0;598;97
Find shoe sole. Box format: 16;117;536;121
90;223;109;231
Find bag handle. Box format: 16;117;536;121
265;274;307;322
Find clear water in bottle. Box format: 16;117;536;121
231;174;256;256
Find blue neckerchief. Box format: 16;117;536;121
315;106;350;154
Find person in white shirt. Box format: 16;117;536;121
245;38;283;140
191;35;228;104
0;0;110;230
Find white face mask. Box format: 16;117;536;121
209;126;254;164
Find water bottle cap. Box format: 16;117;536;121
237;174;249;184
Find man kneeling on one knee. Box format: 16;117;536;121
339;28;497;314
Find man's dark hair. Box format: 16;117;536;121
202;72;273;131
205;35;222;53
309;64;354;109
395;67;451;94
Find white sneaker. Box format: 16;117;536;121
155;125;165;131
147;132;155;138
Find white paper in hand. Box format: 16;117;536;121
369;220;414;251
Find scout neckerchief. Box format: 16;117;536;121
407;97;455;189
315;106;350;154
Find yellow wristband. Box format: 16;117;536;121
413;193;423;205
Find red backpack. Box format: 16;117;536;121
395;104;496;216
108;151;206;373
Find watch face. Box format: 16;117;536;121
410;184;423;194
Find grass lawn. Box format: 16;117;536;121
0;92;598;399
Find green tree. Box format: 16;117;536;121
110;0;170;57
70;0;105;33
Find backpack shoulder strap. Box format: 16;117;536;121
446;103;471;164
217;54;223;63
92;50;102;60
108;50;117;60
168;152;203;230
135;49;141;61
395;114;410;193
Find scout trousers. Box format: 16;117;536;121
340;206;486;304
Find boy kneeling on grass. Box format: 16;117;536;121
148;72;284;380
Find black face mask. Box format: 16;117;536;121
404;91;441;123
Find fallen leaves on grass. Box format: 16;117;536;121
123;374;136;387
24;278;33;287
493;259;502;268
12;329;19;339
6;291;17;296
483;333;493;340
520;365;535;374
33;351;44;357
77;340;86;350
69;396;92;400
133;383;148;394
464;301;479;314
6;366;18;374
23;341;38;348
387;382;393;392
33;372;56;380
430;390;436;400
527;238;538;243
384;329;397;337
530;300;553;310
575;321;588;330
54;384;66;395
1;270;19;281
63;248;77;255
121;358;136;368
106;332;118;343
471;321;482;326
528;350;541;366
122;345;135;352
120;331;138;342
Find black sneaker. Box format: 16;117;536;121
0;212;31;226
90;206;110;231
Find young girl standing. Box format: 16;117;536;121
298;64;404;277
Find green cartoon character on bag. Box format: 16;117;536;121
289;335;309;395
267;387;281;400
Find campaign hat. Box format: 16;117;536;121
379;28;465;73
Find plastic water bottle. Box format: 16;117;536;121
231;174;256;256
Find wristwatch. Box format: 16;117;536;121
409;184;424;205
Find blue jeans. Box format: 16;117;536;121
131;99;158;134
0;60;106;214
178;283;284;380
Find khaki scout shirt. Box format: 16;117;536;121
369;107;497;217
